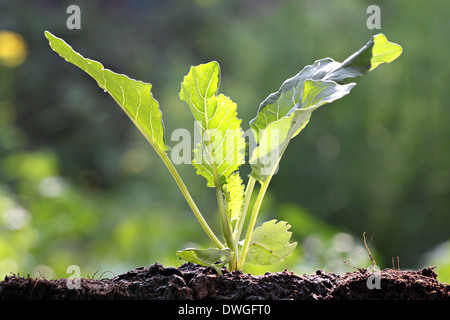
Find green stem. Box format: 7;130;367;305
107;93;225;250
236;143;289;270
237;176;272;270
215;181;233;246
159;150;225;250
234;175;256;242
215;178;237;268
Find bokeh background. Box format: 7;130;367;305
1;0;449;282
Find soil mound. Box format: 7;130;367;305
1;263;449;300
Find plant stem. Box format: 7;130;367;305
159;150;225;250
236;143;289;270
108;91;225;250
214;177;237;269
237;176;272;270
234;175;256;242
215;181;234;247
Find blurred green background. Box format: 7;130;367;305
1;0;449;282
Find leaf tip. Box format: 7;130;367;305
44;30;56;40
44;31;51;41
369;33;403;71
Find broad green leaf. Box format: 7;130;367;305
179;61;245;187
44;31;169;154
222;172;245;222
246;220;297;266
250;80;355;181
249;34;402;182
176;248;231;273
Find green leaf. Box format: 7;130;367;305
249;33;402;182
179;61;245;187
369;33;403;71
222;172;245;222
44;31;169;154
176;248;232;273
246;220;297;266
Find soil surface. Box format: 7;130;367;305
1;263;449;300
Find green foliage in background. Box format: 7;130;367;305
0;0;449;282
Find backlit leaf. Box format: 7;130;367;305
179;61;245;187
249;34;402;182
222;172;245;222
176;248;232;272
246;220;297;266
45;31;169;155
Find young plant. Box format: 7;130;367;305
45;31;402;273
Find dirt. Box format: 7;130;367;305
0;262;449;300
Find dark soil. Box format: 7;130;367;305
1;263;449;300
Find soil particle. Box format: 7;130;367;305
0;263;449;300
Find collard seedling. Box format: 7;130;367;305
45;31;402;272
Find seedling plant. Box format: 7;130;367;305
45;31;401;273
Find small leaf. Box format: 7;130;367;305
176;248;231;272
45;31;169;154
246;220;297;266
222;172;245;222
369;33;403;71
249;34;402;182
179;61;245;187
